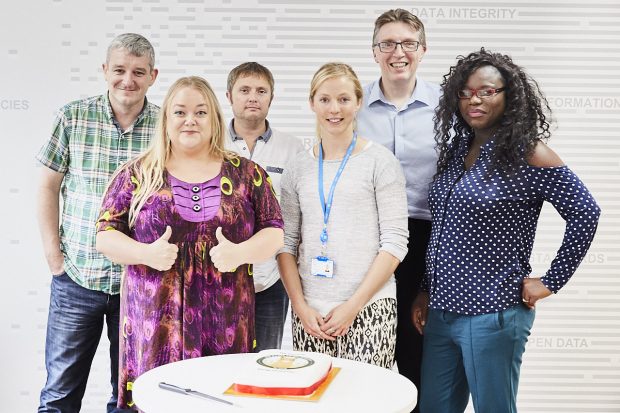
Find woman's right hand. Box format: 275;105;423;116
143;226;179;271
411;292;430;335
294;302;335;341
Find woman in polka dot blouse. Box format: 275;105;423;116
412;49;601;412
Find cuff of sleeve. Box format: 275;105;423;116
36;156;68;174
540;275;562;294
279;245;298;257
379;244;408;263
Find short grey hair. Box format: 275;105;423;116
106;33;155;70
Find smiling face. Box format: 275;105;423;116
226;74;272;125
103;48;158;113
310;75;362;139
166;87;212;155
459;65;507;142
373;22;425;86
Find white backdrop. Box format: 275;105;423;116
1;1;618;412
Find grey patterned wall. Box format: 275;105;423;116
1;0;618;411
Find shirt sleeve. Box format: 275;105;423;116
374;150;409;262
531;165;601;293
279;160;301;257
96;166;137;235
249;160;284;232
36;108;71;173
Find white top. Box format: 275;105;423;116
225;124;305;292
132;353;417;413
280;142;409;315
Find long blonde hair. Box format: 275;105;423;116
309;62;363;139
122;76;233;227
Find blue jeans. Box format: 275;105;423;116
254;279;289;351
420;305;535;413
38;273;120;413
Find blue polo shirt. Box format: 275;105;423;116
423;136;601;315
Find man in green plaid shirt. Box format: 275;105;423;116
36;33;159;413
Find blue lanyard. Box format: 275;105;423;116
318;132;357;250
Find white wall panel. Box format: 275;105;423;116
1;1;618;411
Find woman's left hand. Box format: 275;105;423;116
320;300;360;338
521;277;553;309
210;227;242;272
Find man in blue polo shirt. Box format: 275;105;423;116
357;9;440;412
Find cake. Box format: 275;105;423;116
232;350;333;396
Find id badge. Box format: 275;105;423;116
311;256;334;278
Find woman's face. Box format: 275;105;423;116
310;75;361;139
458;65;506;141
166;86;212;155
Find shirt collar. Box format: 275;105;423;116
367;77;435;109
103;92;149;129
456;133;497;156
228;119;272;143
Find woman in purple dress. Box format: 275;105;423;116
96;76;284;410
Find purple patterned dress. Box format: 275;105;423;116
96;156;283;409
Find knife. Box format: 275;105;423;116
158;381;234;406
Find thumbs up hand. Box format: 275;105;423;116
210;227;241;273
144;226;179;271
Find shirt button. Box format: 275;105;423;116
191;186;200;193
193;204;201;212
192;194;200;201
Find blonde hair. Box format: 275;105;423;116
309;62;363;139
122;76;233;227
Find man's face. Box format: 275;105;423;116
373;22;426;85
103;48;158;112
226;75;272;124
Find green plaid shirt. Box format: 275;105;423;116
37;93;159;294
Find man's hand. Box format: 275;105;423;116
47;252;65;276
411;292;430;335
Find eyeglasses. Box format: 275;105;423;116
458;87;505;99
372;41;421;53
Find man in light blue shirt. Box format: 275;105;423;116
357;9;440;411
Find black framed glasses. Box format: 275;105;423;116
372;41;421;53
457;87;506;99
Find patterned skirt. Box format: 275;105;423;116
292;297;397;369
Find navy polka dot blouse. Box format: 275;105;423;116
423;137;601;315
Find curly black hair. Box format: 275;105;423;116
434;48;552;175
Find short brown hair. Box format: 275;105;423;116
373;9;427;47
227;62;275;96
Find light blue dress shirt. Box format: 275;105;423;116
357;77;440;220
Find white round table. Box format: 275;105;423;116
132;353;416;412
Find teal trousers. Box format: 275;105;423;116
420;305;535;413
